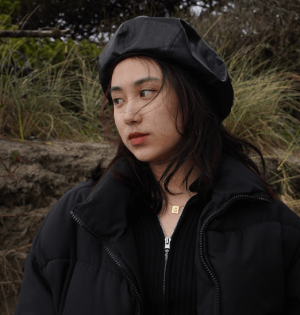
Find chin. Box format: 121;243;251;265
125;141;173;164
128;147;157;163
132;152;155;163
131;149;171;165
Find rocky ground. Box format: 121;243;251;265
0;139;299;314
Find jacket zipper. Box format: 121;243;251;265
157;219;173;315
163;236;171;315
70;210;143;315
158;194;198;315
199;194;270;315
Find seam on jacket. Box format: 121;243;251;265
280;223;300;233
163;28;183;59
41;257;124;278
25;253;44;274
285;241;300;275
207;220;300;232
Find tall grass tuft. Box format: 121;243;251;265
223;46;300;212
0;39;104;142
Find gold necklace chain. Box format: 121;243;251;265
166;191;197;214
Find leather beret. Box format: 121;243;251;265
99;16;233;120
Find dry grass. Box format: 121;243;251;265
225;48;300;151
0;41;104;142
223;46;300;212
0;249;27;315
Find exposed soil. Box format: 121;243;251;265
0;139;117;315
0;139;299;314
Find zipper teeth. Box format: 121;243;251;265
199;195;270;315
70;210;143;314
163;248;169;315
158;193;198;315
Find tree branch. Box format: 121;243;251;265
0;29;71;38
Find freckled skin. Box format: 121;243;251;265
111;58;183;167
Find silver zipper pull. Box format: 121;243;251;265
165;237;171;250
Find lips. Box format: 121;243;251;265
129;132;149;146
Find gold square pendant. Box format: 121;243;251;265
171;206;179;214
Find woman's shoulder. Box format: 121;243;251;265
41;180;94;226
245;197;300;233
270;199;300;272
29;180;94;264
269;198;300;231
257;198;300;259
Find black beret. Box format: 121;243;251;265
99;16;233;120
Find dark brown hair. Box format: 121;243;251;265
89;56;276;214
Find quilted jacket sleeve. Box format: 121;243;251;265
282;223;300;314
14;181;93;315
275;197;300;314
15;254;56;315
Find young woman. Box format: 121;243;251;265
16;16;300;315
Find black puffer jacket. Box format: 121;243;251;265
15;154;300;315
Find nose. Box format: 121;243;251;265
123;100;143;125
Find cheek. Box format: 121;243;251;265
114;113;123;136
155;106;181;136
114;110;121;128
114;114;130;146
160;94;181;130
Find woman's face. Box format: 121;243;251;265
111;57;182;165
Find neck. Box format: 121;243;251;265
149;160;199;195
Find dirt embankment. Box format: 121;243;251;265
0;139;299;314
0;139;117;315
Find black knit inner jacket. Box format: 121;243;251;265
131;196;202;315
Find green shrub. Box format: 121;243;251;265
0;0;20;16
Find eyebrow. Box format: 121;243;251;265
133;76;159;86
110;76;160;94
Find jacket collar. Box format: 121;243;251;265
213;153;269;200
73;158;132;243
74;153;270;243
190;153;270;220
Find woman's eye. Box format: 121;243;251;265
140;90;153;97
113;98;123;105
